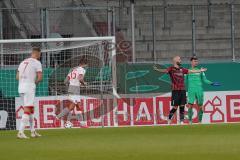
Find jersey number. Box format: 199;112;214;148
69;70;77;79
22;61;29;73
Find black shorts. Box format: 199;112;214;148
171;90;187;106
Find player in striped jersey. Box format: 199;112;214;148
154;56;207;124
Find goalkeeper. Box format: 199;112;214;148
186;56;220;124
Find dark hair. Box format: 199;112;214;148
32;47;41;52
116;28;121;32
190;56;198;61
80;58;88;65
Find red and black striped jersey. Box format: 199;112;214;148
167;66;188;90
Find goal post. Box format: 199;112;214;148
0;36;117;130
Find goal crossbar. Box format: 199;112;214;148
0;36;115;44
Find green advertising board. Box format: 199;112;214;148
117;62;240;94
0;62;239;98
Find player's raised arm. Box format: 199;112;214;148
201;72;212;85
188;67;207;73
153;65;168;73
201;72;221;86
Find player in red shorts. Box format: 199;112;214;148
154;56;207;124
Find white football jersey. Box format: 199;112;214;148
18;58;42;93
67;66;86;86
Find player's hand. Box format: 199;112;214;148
153;65;159;71
200;68;207;72
80;81;87;86
35;80;41;85
211;82;221;86
64;81;69;86
82;82;87;86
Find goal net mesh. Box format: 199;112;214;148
0;37;116;130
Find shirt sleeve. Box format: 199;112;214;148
182;68;189;74
77;68;85;80
35;61;42;72
17;64;21;72
166;67;172;74
201;72;213;85
78;68;85;75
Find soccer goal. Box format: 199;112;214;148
0;36;117;130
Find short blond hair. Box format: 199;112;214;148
32;47;41;52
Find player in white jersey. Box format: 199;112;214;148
56;58;87;122
16;47;43;139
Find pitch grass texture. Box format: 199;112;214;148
0;123;239;160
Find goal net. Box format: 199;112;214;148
0;37;117;130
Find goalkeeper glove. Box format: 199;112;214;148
211;82;221;86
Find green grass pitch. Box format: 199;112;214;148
0;123;240;160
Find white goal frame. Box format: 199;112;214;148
0;36;117;94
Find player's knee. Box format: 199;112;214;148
180;106;185;110
76;103;83;111
23;107;32;114
188;106;193;109
56;101;61;108
24;111;31;115
188;103;194;107
173;106;178;109
30;108;34;114
68;102;75;110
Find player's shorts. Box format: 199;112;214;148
188;89;204;106
19;83;36;107
171;90;187;106
20;91;35;107
68;94;81;104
